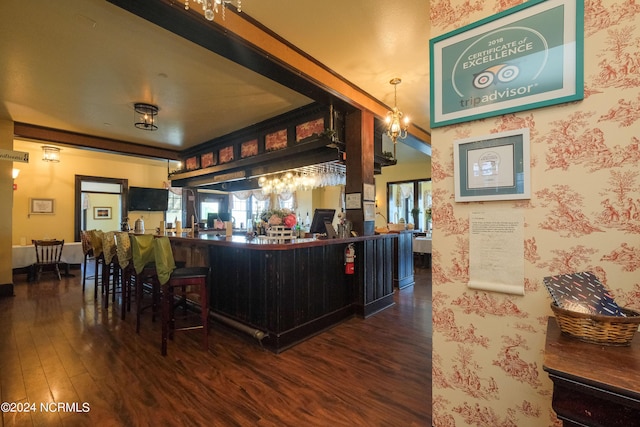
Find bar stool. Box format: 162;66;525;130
114;231;134;320
101;231;120;309
154;236;210;356
130;234;160;334
80;230;95;292
87;230;105;300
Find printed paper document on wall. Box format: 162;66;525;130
468;210;524;295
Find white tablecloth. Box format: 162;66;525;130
413;237;432;254
12;242;85;269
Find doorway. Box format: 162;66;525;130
74;175;128;241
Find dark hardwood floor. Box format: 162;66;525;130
1;264;432;426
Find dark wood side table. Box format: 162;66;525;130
543;317;640;426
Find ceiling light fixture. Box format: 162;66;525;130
134;103;159;131
184;0;242;21
385;78;410;157
42;146;61;162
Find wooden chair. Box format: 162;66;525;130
32;239;65;282
154;236;210;356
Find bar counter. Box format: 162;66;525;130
168;233;399;352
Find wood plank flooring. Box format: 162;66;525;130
1;265;432;426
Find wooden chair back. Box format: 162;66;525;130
32;239;65;281
33;239;65;265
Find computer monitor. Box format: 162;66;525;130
309;209;336;235
207;212;231;229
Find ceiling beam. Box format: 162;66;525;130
13;123;180;160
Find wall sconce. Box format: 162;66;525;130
12;168;20;191
134;103;159;131
42;146;61;162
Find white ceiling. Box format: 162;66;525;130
0;0;430;161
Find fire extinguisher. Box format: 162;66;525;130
344;243;355;275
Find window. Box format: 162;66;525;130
231;195;269;229
166;189;182;225
231;196;248;229
200;200;221;221
387;179;432;231
197;192;227;224
279;197;294;211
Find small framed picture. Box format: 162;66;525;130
363;183;375;201
30;198;55;214
94;207;112;220
346;193;362;210
363;202;376;221
454;128;530;202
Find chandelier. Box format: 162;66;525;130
385;78;409;147
184;0;242;21
134;103;159;131
42;146;61;162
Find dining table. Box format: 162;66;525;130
413;236;432;268
12;241;85;280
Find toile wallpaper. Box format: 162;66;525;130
430;0;640;425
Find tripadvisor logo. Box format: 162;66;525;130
472;63;520;89
449;27;550;111
460;83;538;108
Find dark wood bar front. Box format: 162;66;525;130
543;318;640;427
393;231;415;289
169;233;399;353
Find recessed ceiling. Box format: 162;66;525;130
0;0;430;161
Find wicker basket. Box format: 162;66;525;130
551;303;640;346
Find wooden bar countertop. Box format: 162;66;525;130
167;232;394;251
